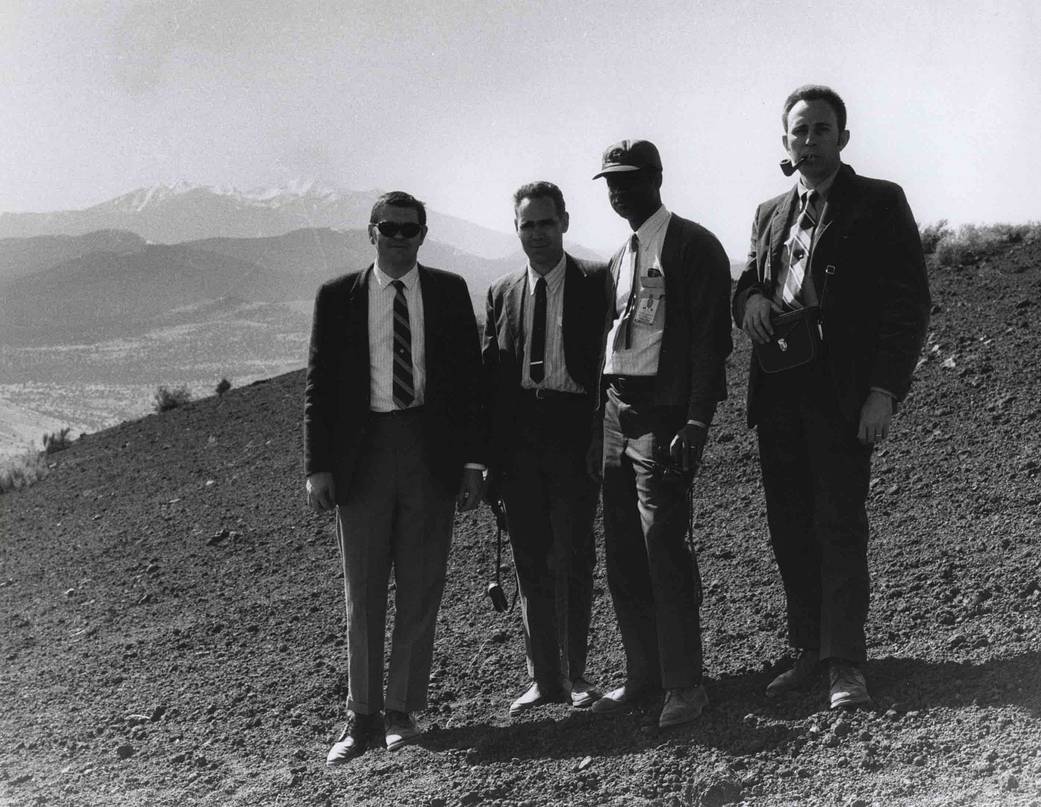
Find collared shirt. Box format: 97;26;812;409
367;262;426;412
520;254;584;393
603;204;672;376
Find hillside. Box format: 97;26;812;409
1;243;1039;806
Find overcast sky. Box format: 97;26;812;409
1;0;1038;258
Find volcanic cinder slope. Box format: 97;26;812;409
1;244;1040;806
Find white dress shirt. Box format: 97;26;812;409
367;262;426;412
520;254;585;393
603;204;672;376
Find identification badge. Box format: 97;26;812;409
634;293;662;325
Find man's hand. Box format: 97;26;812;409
857;390;894;445
742;293;783;345
669;423;708;473
457;468;485;512
306;472;335;512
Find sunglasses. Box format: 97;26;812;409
373;221;424;239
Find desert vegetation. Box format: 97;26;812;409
922;220;1041;268
153;384;192;413
0;445;47;494
215;378;232;396
42;426;72;454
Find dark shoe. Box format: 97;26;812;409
829;661;871;709
659;685;709;728
384;710;419;751
765;649;821;697
591;682;652;715
326;711;378;765
570;677;602;709
509;681;568;718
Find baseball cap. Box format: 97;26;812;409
593;139;663;179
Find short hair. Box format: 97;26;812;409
782;85;847;133
370;191;426;227
512;181;566;218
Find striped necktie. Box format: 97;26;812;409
779;190;820;308
390;280;415;408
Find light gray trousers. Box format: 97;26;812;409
335;412;455;714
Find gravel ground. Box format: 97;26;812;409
1;245;1039;806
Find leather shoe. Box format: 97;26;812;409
765;649;820;697
829;661;871;709
570;677;602;709
509;681;568;717
384;710;419;751
326;710;378;765
659;685;709;728
591;682;652;715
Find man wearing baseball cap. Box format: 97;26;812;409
590;140;732;728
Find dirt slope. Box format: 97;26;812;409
1;244;1040;807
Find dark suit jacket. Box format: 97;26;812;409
605;213;733;425
482;254;609;470
732;163;931;427
304;264;484;503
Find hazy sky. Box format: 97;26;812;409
1;0;1038;258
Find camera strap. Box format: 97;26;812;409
491;499;518;612
687;477;703;610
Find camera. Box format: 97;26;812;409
486;581;508;612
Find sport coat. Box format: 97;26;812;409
304;264;484;503
482;254;609;470
732;163;931;427
605;213;733;425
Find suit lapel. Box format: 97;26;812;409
767;188;799;284
504;269;527;357
346;266;372;407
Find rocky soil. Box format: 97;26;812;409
2;243;1040;806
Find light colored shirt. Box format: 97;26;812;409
520;254;584;393
603;204;671;376
367;262;426;412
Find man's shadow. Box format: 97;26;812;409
413;651;1041;764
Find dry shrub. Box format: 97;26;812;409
0;447;48;494
154;384;192;413
215;378;232;396
935;222;1041;267
43;427;72;454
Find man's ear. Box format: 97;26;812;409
838;130;850;152
367;224;377;244
560;211;570;234
782;133;792;155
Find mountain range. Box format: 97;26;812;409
0;183;588;454
0;181;521;259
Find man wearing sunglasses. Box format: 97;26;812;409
482;182;610;718
305;191;485;763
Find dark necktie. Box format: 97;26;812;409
390;280;414;408
616;233;639;349
780;190;820;308
529;276;547;384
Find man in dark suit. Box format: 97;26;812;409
589;141;733;728
483;181;610;717
732;85;930;709
305;191;484;763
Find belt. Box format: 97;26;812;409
519;388;590;402
605;374;656;396
370;405;425;418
